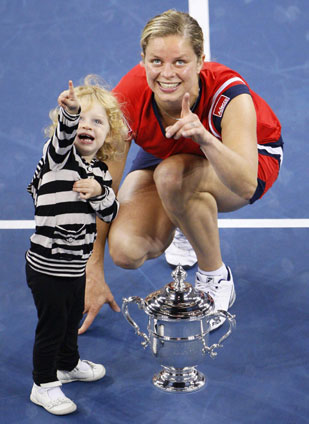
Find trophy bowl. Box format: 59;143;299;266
122;266;236;393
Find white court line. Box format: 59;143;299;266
0;220;308;229
188;0;211;59
0;221;35;229
218;219;309;228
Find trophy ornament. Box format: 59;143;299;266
122;265;236;392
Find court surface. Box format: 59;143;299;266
0;1;308;423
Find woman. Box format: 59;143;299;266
79;10;283;334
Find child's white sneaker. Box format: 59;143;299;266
195;266;236;331
30;381;76;415
57;359;106;383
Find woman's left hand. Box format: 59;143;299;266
165;92;210;146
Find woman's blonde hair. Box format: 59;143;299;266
45;75;128;161
140;9;204;60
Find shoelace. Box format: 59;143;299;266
173;229;194;251
195;276;218;299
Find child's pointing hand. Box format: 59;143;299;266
58;80;80;114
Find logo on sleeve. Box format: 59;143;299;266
213;95;230;117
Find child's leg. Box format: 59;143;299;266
25;264;83;385
56;275;85;371
54;275;106;384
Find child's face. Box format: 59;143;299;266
74;99;110;161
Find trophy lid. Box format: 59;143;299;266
144;265;214;320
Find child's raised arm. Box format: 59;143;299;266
58;80;80;114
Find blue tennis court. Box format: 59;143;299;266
0;1;308;423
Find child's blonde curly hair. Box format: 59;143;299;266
45;75;128;161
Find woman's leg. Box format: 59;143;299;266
107;153;248;331
152;154;249;329
109;153;248;271
108;169;175;268
153;154;249;271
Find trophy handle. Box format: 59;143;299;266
202;310;236;358
122;296;150;348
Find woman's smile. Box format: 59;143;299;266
142;35;203;110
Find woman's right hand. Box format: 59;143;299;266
78;259;120;335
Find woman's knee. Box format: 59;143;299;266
153;159;196;213
108;230;146;269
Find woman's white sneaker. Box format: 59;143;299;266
57;359;106;383
195;266;236;331
30;381;76;415
165;229;197;268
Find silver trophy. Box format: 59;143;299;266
122;265;236;393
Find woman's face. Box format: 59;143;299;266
141;35;204;109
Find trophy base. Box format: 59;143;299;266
152;366;205;393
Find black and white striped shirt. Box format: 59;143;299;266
26;107;119;278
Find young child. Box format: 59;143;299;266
25;76;127;415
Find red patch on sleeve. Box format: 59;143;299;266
213;95;230;117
